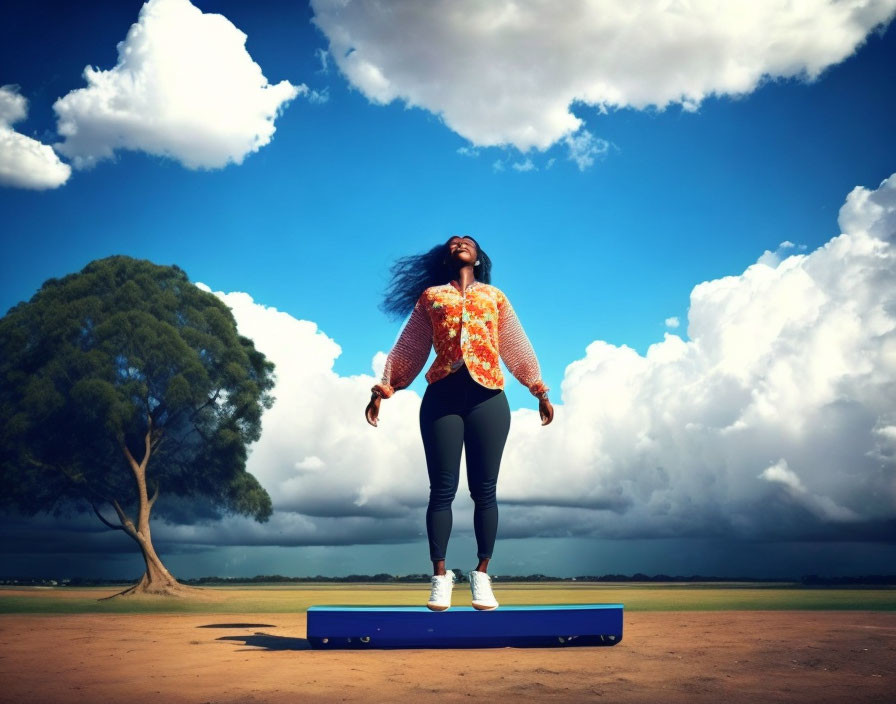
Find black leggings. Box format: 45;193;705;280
419;362;511;562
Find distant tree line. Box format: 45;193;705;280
799;574;896;586
4;573;896;587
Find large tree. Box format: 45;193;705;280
0;255;275;597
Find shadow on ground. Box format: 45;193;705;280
199;622;312;650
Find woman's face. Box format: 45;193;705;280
446;236;478;268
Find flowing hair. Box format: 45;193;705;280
379;235;493;321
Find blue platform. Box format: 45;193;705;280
307;604;624;649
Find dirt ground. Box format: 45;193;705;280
1;611;894;703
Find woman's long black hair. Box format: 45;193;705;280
379;235;493;321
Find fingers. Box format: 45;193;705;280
538;398;553;425
366;394;383;426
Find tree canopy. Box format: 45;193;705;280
0;255;276;595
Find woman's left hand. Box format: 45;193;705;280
539;397;553;426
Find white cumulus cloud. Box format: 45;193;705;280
310;0;896;152
53;0;302;170
192;283;429;528
565;130;612;171
760;459;859;523
0;85;71;189
163;171;896;550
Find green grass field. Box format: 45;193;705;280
1;582;894;614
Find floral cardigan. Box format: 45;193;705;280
372;280;549;399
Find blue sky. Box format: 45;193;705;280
2;0;896;580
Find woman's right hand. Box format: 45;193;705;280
365;393;381;427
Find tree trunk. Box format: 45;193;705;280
102;530;202;599
100;415;206;599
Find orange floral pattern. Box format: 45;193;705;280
372;280;549;399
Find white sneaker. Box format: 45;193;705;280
427;572;455;611
469;570;499;610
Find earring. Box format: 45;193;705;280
475;260;480;265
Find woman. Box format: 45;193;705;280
365;235;554;611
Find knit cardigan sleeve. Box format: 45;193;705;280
497;290;549;398
372;294;433;399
